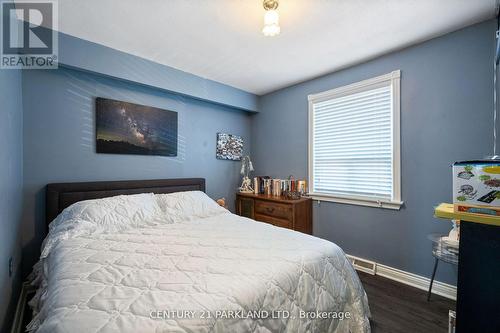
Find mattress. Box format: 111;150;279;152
28;193;370;333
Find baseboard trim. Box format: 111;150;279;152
376;263;457;300
347;254;457;301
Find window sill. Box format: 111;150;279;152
307;193;403;210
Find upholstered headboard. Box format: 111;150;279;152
45;178;205;228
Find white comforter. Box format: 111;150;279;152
28;193;370;333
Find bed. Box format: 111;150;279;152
28;178;370;333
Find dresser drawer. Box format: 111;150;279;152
255;200;292;220
255;214;293;230
235;193;312;235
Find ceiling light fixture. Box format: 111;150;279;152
262;0;280;37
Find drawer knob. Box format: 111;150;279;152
266;207;275;213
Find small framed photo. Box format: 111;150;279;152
216;133;243;161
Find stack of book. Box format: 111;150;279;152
253;176;307;197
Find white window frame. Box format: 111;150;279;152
307;70;402;210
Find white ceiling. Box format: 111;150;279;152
41;1;498;94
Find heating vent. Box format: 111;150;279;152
346;255;376;275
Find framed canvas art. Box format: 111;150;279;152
216;133;243;161
96;98;177;157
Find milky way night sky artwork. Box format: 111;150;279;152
96;98;177;157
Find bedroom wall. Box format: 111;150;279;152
0;69;23;332
252;19;496;285
21;67;252;275
56;31;258;112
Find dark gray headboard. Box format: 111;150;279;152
45;178;205;228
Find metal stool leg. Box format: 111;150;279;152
427;258;439;301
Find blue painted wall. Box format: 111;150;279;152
57;31;258;112
21;67;252;275
252;20;496;285
0;69;23;332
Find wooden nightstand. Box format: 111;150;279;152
235;193;312;234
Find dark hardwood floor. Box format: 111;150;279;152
358;272;456;333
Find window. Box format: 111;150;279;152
308;71;402;209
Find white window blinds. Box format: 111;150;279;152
308;71;402;209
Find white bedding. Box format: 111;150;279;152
28;192;370;333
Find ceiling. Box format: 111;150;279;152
35;0;498;95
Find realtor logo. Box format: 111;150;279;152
1;1;58;69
